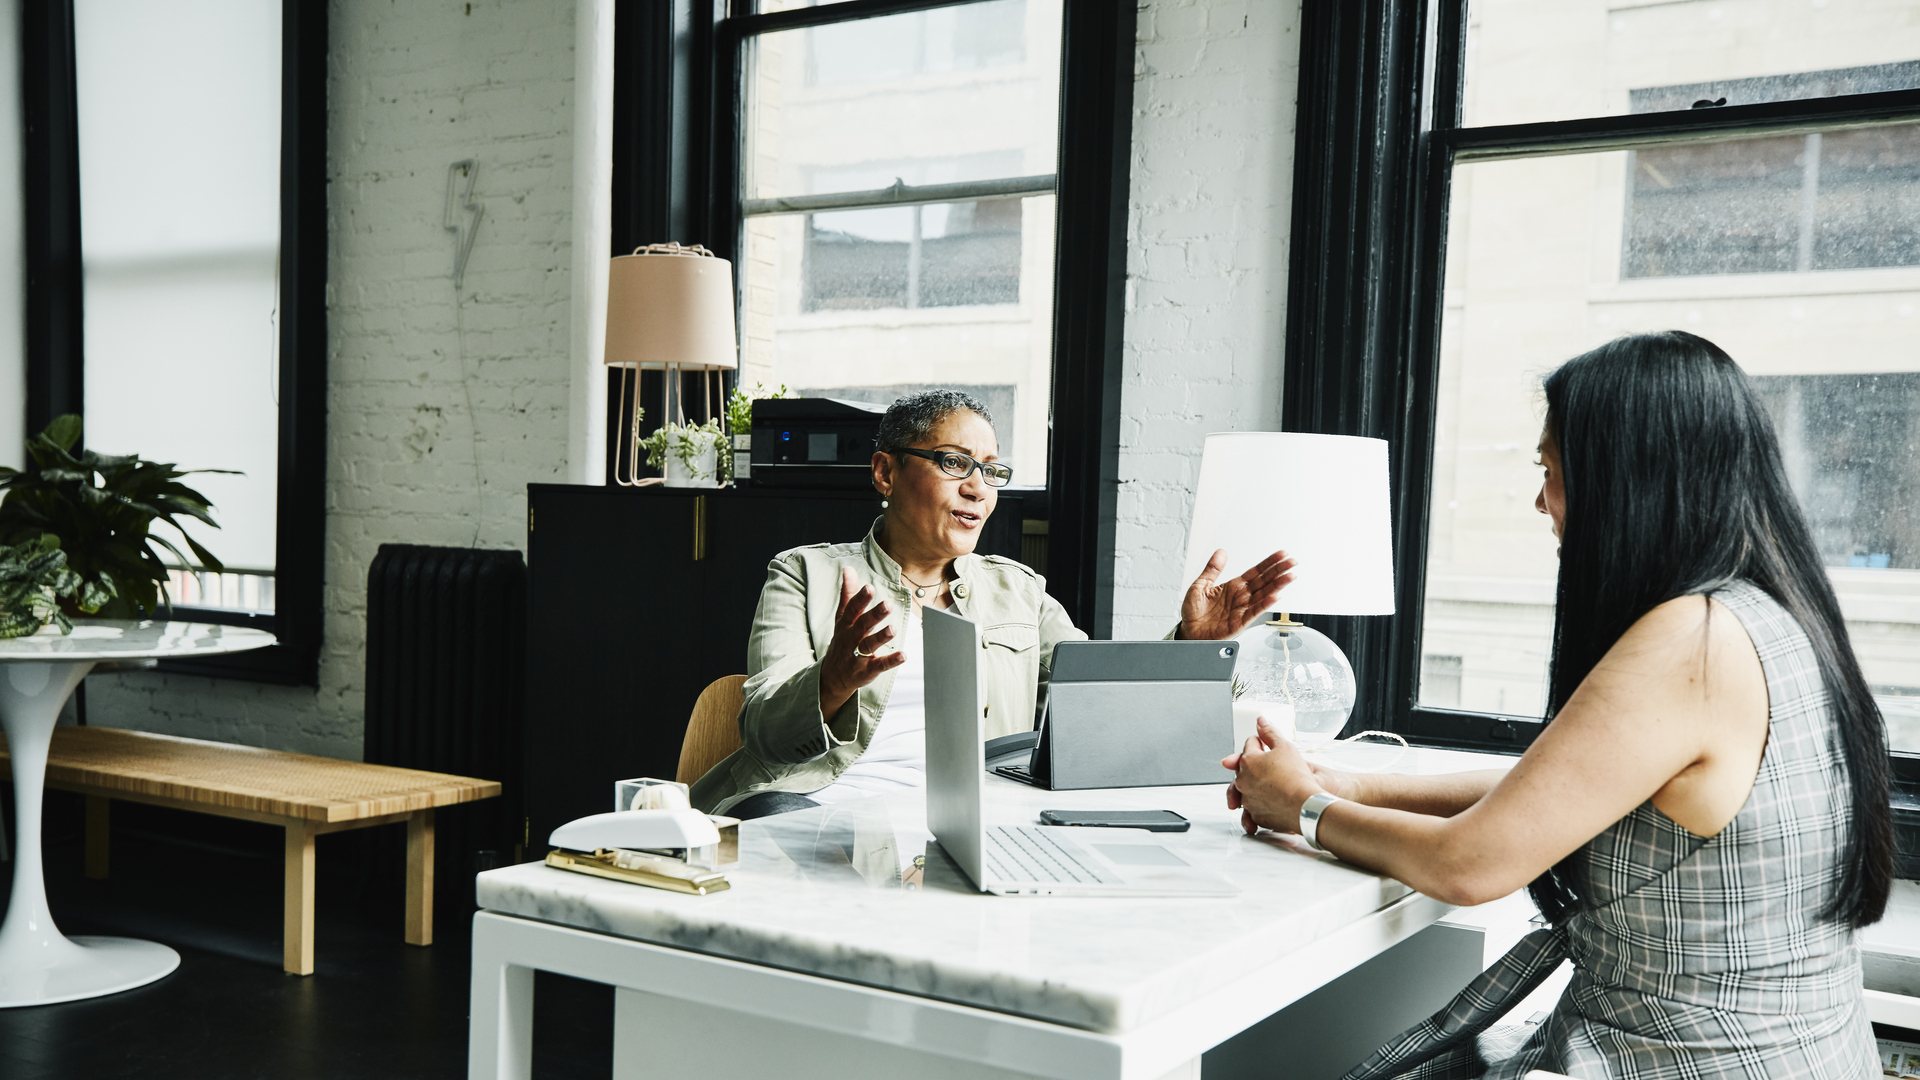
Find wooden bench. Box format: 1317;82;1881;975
0;726;501;975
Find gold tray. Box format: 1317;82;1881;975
546;848;731;896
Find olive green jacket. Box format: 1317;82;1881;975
690;518;1086;815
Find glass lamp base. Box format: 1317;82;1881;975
1233;617;1357;747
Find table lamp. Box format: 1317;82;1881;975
1182;432;1395;748
603;243;739;486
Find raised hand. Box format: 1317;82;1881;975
1178;549;1297;641
819;567;905;718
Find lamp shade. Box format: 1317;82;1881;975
603;244;738;370
1181;432;1396;616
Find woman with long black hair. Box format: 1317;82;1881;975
1226;331;1890;1078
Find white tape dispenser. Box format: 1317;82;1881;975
544;777;742;895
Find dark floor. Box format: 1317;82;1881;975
0;787;613;1080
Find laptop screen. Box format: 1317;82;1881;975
921;605;988;891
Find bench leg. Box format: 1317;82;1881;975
284;821;316;975
84;796;109;879
406;808;434;947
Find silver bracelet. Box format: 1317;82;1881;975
1300;791;1344;852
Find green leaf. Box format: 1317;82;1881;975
41;414;82;453
0;415;230;617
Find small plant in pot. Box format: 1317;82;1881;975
724;383;787;484
640;418;726;489
0;415;231;619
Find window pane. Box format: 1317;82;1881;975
805;200;1024;311
1624;124;1920;278
739;0;1060;476
1423;133;1920;740
75;0;280;596
744;0;1059;201
1462;0;1920;128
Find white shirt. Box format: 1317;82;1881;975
806;609;926;805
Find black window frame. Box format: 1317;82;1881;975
609;0;1135;636
22;0;327;685
1285;0;1920;754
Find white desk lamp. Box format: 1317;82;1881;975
603;243;739;486
1182;432;1396;748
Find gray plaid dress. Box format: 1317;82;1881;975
1345;581;1877;1079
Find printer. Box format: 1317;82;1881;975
749;397;886;489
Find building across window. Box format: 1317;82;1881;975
738;0;1061;473
1625;65;1920;280
805;198;1023;312
1753;373;1920;571
1416;17;1920;744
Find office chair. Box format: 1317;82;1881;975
676;675;747;786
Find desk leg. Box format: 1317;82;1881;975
469;918;534;1080
406;809;434;946
84;796;109;879
283;821;316;975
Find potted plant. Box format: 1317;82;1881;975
0;534;87;637
724;383;787;485
640;418;727;488
0;415;230;619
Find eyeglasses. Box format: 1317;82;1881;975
893;447;1014;487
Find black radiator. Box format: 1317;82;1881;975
363;544;527;924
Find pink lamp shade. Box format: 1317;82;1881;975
603;243;738;371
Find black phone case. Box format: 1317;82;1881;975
1037;810;1191;832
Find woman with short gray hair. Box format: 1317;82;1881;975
691;389;1297;819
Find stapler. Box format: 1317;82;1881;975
544;779;743;896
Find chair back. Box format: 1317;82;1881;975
677;675;748;786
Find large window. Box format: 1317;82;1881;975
20;0;327;682
611;0;1136;634
1284;0;1920;751
738;0;1061;476
75;0;282;618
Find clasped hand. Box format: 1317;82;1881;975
1222;717;1359;837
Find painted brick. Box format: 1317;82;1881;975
1115;0;1301;637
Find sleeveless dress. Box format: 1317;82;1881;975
1345;580;1878;1079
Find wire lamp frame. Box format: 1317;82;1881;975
603;243;740;486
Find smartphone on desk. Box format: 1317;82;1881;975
1038;809;1190;833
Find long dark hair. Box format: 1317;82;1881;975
1527;331;1892;929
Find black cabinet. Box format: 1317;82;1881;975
523;485;1022;844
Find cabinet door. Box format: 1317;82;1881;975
698;493;881;687
524;487;704;843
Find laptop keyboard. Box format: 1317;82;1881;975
985;826;1122;886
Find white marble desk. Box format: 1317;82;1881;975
470;746;1509;1080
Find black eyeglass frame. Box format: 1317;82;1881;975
890;446;1015;487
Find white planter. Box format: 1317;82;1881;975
661;431;723;488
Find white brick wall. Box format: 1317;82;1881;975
1113;0;1301;640
84;0;1299;752
87;0;578;758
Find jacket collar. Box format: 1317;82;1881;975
862;515;982;616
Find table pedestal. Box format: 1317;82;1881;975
0;659;180;1007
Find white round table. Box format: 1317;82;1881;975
0;620;275;1007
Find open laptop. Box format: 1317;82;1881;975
922;605;1238;898
995;639;1237;790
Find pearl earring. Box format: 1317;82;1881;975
881;499;889;508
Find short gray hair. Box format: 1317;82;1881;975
874;389;994;452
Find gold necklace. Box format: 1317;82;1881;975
901;571;941;599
